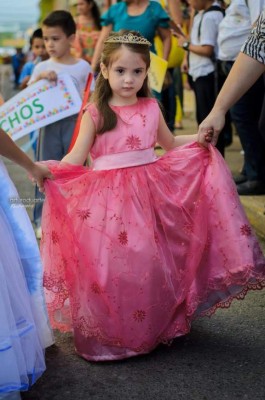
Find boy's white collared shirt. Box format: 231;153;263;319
28;58;95;96
189;1;223;81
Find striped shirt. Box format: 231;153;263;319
241;9;265;64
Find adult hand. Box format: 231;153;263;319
197;110;226;146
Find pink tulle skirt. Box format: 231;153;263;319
41;143;265;361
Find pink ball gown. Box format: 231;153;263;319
41;98;265;361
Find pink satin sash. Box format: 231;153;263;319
92;148;158;171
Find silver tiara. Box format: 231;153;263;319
105;32;151;47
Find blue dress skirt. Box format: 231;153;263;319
0;161;53;398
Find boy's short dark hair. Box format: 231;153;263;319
30;28;43;47
43;10;76;37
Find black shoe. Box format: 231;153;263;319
237;180;265;195
233;173;247;184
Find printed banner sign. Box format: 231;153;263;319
149;52;168;93
0;73;82;141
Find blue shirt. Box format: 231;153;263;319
19;61;35;84
101;1;170;50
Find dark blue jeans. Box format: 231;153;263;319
221;61;265;182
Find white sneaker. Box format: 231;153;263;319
35;226;42;240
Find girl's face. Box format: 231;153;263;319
76;0;92;16
101;46;148;105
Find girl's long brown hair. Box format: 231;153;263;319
91;30;152;134
86;0;101;30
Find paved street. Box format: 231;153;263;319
22;291;265;400
4;111;265;400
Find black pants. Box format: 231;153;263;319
193;71;231;156
193;72;215;124
161;68;176;132
258;74;265;143
221;61;265;182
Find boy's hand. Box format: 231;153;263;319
40;70;58;82
29;163;53;192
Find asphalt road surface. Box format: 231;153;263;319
22;287;265;400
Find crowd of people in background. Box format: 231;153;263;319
1;1;265;399
6;0;264;198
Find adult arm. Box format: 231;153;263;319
73;20;82;60
91;25;112;72
197;53;265;145
101;0;114;12
156;109;197;150
156;26;172;61
167;0;182;26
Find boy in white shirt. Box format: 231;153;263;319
217;0;265;195
29;10;94;237
218;0;264;62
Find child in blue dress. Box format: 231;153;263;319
0;128;53;399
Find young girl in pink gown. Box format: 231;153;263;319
41;30;265;362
